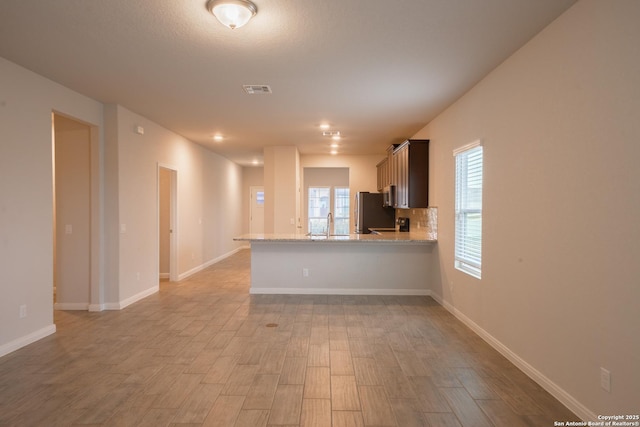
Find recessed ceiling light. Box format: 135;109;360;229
331;134;341;141
330;143;339;148
330;150;338;155
319;123;330;130
252;159;259;165
213;134;224;142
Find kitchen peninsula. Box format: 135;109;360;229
234;230;436;295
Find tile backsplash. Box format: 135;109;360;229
396;207;438;240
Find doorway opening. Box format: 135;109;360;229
249;186;265;234
158;165;178;282
52;114;92;310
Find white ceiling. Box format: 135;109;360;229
0;0;575;166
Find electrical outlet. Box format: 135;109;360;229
19;305;27;318
303;268;309;277
600;367;611;392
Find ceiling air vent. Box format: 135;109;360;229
242;85;272;94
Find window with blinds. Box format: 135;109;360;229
307;186;350;235
454;141;483;279
308;187;330;234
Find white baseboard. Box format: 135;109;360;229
54;302;89;311
250;288;431;296
0;324;56;358
115;285;160;310
178;247;246;281
159;272;169;280
430;292;595;422
92;285;160;311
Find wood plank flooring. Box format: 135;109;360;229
0;249;580;426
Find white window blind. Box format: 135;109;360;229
308;186;351;235
308;187;330;234
454;143;483;279
333;187;350;235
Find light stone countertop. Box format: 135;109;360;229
233;231;437;244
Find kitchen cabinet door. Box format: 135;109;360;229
376;157;388;191
376;145;397;191
393;139;429;208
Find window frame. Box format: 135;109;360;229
333;187;350;235
307;186;331;234
453;140;483;279
307;186;350;235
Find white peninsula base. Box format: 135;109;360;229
248;240;434;295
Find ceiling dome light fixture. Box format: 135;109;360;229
207;0;257;30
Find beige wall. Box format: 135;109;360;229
0;57;103;355
0;57;245;355
108;105;244;304
418;0;640;416
301;154;382;196
264;146;300;233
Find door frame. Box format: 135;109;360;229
158;164;178;282
249;186;265;234
52;111;102;311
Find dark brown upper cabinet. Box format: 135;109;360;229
392;139;429;209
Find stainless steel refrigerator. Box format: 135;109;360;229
354;192;396;233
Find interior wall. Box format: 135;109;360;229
0;57;103;355
263;146;300;234
203;148;244;262
111;105;244;302
303;167;350;188
418;0;640;416
301;154;382;195
54;115;91;308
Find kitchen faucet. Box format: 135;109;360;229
326;212;333;237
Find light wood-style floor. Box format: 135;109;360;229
0;249;578;426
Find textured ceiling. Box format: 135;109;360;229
0;0;576;165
